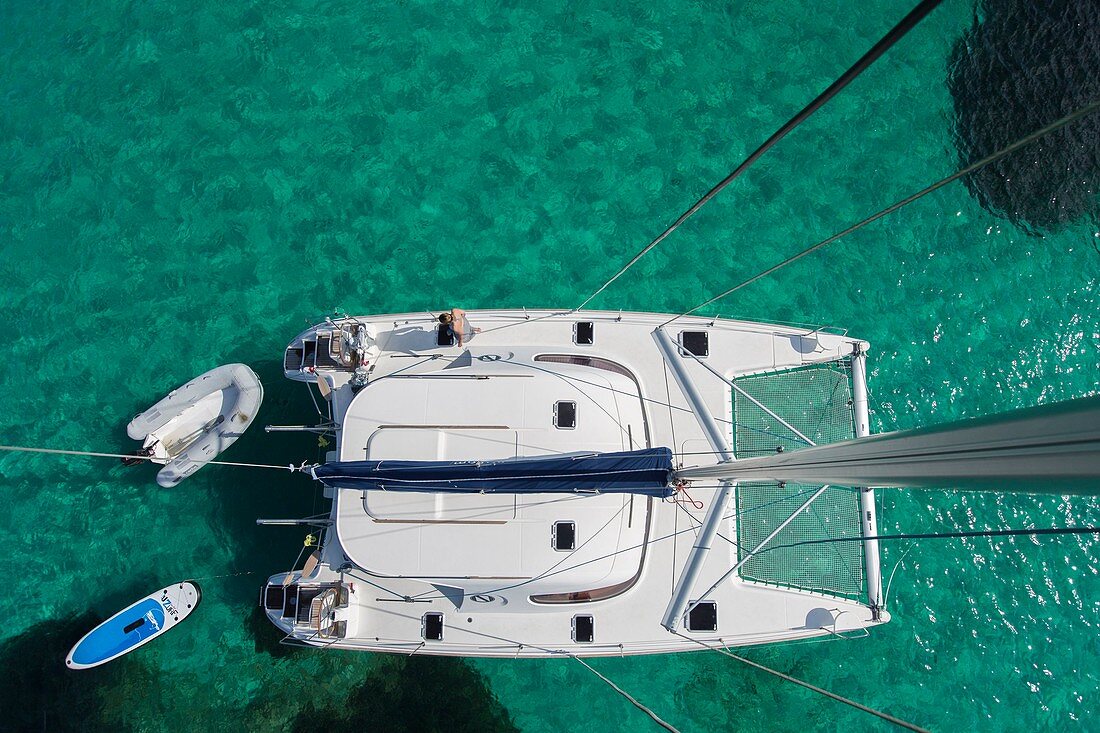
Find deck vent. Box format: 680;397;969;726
423;612;445;641
574;321;594;345
572;615;594;643
686;601;718;632
552;521;576;551
554;401;576;429
679;331;709;357
437;324;455;346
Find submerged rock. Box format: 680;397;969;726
948;0;1100;234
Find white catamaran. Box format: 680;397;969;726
258;311;1099;658
252;0;1100;665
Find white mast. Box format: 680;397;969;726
675;395;1100;493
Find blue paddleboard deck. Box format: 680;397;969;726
66;581;201;669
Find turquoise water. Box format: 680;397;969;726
1;0;1098;730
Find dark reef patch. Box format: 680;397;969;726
245;604;301;659
289;655;519;733
948;0;1100;234
0;612;153;732
205;357;327;606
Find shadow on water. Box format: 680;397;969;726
204;358;327;605
245;605;301;659
948;0;1100;235
0;612;152;732
287;655;519;733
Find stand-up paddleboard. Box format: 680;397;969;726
65;582;201;669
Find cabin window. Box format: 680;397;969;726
552;521;576;551
423;612;444;641
572;615;594;643
686;601;718;632
574;321;594;345
554;401;576;429
679;331;709;357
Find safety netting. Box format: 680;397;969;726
730;358;866;600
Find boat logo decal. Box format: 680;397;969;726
470;594;497;603
145;610;161;632
161;591;179;619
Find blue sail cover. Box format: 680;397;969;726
311;447;675;497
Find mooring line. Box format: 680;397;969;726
0;444;300;471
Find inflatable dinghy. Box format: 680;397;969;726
126;363;263;487
65;581;201;669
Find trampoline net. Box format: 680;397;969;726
733;359;855;457
731;359;865;600
734;482;864;600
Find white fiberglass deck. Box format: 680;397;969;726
265;310;888;657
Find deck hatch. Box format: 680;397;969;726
281;585;299;619
574;321;594;345
572;615;594;643
552;521;576;551
423;612;444;641
284;347;303;371
679;330;709;357
263;585;286;611
686;601;718;632
554;401;576;429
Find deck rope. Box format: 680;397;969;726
0;444;299;471
752;525;1100;557
575;0;943;310
672;631;930;733
569;655;681;733
664;96;1100;325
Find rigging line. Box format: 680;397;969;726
569;655;681;733
751;526;1100;557
664;96;1100;325
676;486;831;614
671;631;930;733
408;496;765;602
575;0;944;310
409;500;630;600
472;309;575;336
372;485;800;603
0;444;299;471
508;356;737;427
